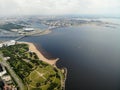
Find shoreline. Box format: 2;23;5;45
62;67;68;90
17;41;67;90
1;41;67;90
17;41;58;66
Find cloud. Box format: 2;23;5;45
0;0;120;16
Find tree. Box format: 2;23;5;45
36;83;41;87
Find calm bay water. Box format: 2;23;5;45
1;19;120;90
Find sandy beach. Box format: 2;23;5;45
18;41;58;66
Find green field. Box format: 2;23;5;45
26;66;60;90
0;44;64;90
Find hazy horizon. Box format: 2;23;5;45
0;0;120;16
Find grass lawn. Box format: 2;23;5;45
0;57;3;62
26;66;58;90
25;64;62;90
0;44;63;90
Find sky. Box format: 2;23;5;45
0;0;120;16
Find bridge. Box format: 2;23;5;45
14;35;26;41
0;30;51;41
14;29;51;41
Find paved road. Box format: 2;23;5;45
0;55;25;90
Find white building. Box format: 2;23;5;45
0;64;7;77
0;43;3;48
2;75;12;82
3;40;16;47
0;40;16;48
11;29;18;32
23;28;34;32
6;40;16;46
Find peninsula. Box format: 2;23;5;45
0;41;67;90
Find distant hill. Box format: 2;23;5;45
0;23;24;31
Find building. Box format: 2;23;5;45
0;44;3;48
0;64;17;90
23;28;34;32
0;40;16;48
4;84;12;90
3;40;16;46
11;29;18;32
0;64;7;77
2;75;12;82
